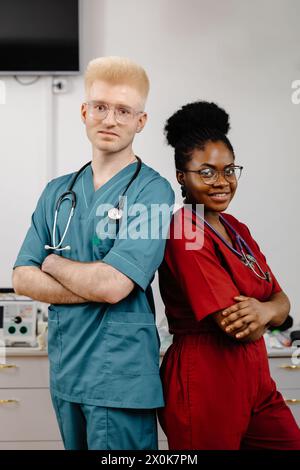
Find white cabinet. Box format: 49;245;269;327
268;353;300;426
0;350;167;450
3;350;296;450
0;350;63;450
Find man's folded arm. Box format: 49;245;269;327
13;266;89;304
41;255;135;304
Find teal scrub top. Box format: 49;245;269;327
14;161;175;408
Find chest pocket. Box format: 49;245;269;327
93;217;118;260
93;237;114;259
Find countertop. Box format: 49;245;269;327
2;345;297;358
266;346;298;358
3;346;47;357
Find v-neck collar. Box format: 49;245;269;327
81;160;139;216
191;209;241;256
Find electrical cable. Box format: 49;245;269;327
13;76;41;86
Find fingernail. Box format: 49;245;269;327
226;327;231;332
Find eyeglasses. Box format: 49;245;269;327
180;165;243;185
85;101;143;124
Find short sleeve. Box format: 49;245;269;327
165;231;240;321
13;184;51;269
103;178;174;291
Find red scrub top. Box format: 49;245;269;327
159;207;281;335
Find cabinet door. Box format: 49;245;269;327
269;358;300;389
280;389;300;426
0;441;64;450
0;388;61;441
157;419;168;449
0;356;49;388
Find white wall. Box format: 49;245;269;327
1;0;299;324
0;76;51;284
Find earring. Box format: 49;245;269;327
180;185;187;198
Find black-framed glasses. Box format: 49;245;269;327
179;165;243;185
85;101;143;124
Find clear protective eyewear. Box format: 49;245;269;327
181;165;243;185
85;101;143;124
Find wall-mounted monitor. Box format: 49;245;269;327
0;0;79;75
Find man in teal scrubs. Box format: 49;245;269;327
12;56;174;450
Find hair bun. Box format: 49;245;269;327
165;101;230;148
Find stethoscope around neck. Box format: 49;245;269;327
44;156;142;252
191;208;271;282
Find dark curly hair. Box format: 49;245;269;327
164;101;235;171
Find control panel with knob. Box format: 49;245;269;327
0;293;37;346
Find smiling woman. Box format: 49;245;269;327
170;101;242;229
178;140;241;216
157;100;300;450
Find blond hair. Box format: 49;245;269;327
84;56;150;104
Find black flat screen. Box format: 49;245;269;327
0;0;79;74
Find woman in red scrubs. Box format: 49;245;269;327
158;101;300;450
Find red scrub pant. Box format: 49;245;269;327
158;332;300;450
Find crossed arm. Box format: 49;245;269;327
213;291;290;342
13;254;134;304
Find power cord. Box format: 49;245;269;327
13;75;41;86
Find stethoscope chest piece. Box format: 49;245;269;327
242;253;256;267
191;210;271;283
108;207;123;220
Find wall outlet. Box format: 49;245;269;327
52;78;68;94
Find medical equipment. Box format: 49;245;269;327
192;209;271;282
45;157;142;251
0;290;37;346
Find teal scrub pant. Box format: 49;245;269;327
51;394;158;450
